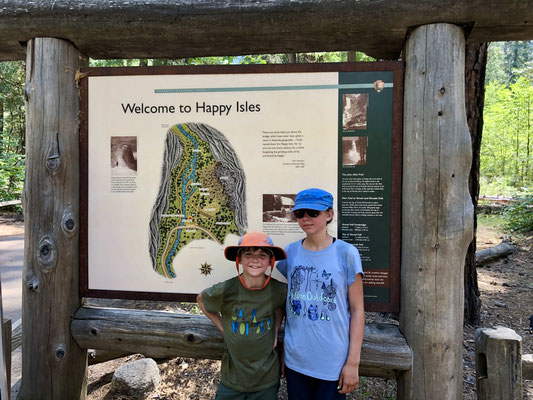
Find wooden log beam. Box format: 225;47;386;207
399;23;474;399
71;306;412;379
20;37;88;400
1;0;533;61
0;200;21;208
475;327;522;399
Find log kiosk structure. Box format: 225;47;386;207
1;1;532;399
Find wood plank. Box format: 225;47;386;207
399;23;474;399
20;37;88;400
0;0;532;61
71;306;412;379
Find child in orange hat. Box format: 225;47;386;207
197;231;287;399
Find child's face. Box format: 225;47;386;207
295;209;333;235
239;248;272;278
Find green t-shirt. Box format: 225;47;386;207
201;276;287;392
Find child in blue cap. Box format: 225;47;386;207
276;188;365;400
197;231;288;399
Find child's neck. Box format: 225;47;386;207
241;273;267;289
303;231;333;251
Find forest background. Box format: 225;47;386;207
0;42;531;229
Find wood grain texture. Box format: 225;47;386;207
398;23;474;399
71;306;412;379
2;319;11;400
10;320;21;352
20;37;88;400
475;327;522;399
0;0;532;61
523;354;533;381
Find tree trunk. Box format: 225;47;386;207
20;37;88;400
463;42;488;326
399;23;474;399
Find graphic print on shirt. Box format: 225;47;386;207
289;266;338;322
231;306;272;335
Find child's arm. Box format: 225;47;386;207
338;273;365;394
196;292;224;334
273;307;284;349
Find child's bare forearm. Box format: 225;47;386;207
346;305;364;366
338;275;365;394
273;308;284;348
196;292;224;334
346;275;365;366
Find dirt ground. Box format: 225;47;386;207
1;212;531;399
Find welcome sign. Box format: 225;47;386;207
80;62;402;312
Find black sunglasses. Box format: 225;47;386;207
293;209;321;219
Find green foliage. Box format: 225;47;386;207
0;151;24;202
89;51;374;67
481;76;533;193
477;212;506;232
0;61;26;203
501;196;533;233
0;61;26;154
486;41;533;85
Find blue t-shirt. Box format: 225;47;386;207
276;239;363;381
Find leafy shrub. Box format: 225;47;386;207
0;152;25;202
502;196;533;233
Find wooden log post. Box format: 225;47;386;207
523;354;533;381
2;319;11;400
20;38;88;400
399;23;474;399
475;327;522;399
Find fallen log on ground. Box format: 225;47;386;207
477;204;504;214
475;241;515;266
72;306;412;378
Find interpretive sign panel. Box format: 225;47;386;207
80;63;402;312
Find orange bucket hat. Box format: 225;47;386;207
224;231;286;290
224;231;286;261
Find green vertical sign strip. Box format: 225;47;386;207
338;71;394;304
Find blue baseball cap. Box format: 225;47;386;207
292;188;333;211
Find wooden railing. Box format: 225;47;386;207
71;306;412;379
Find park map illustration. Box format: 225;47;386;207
149;123;247;279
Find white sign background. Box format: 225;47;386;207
87;72;339;295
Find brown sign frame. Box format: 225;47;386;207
79;62;403;312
